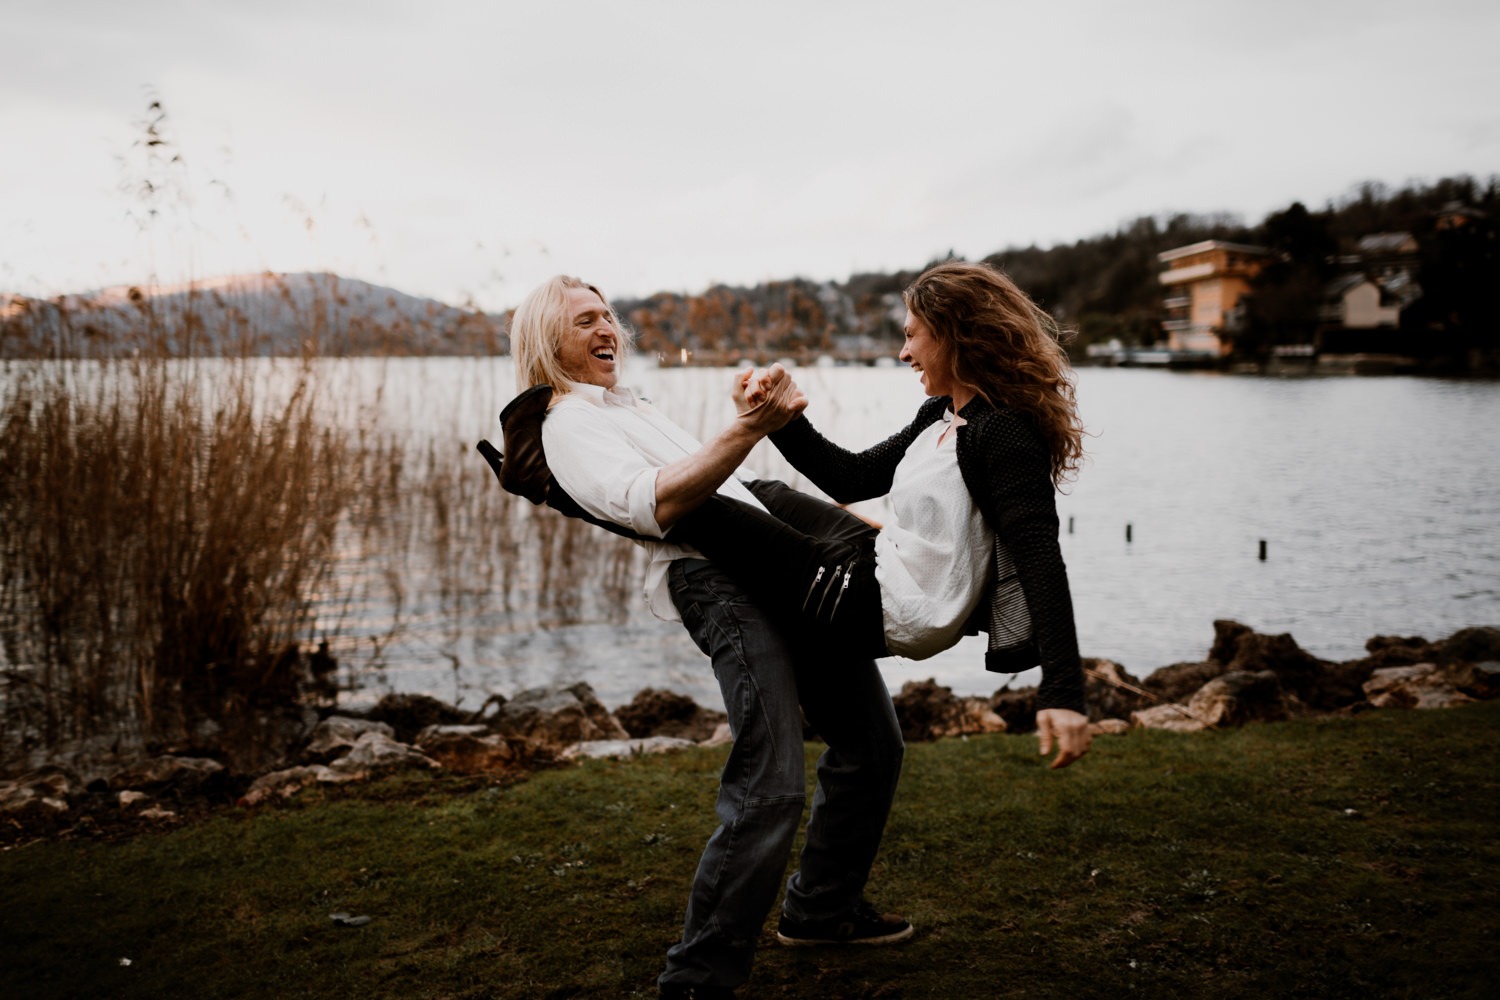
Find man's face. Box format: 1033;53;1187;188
558;286;620;389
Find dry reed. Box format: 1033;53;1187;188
406;432;640;635
0;356;387;771
0;349;652;775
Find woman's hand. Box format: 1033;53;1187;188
732;367;758;415
1036;708;1091;769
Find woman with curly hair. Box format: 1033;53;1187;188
669;260;1092;767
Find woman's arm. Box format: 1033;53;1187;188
768;397;949;504
959;406;1086;716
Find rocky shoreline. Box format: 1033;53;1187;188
3;620;1497;846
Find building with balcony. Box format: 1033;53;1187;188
1157;240;1277;354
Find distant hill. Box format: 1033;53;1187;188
0;272;507;358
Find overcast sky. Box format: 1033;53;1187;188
4;0;1497;310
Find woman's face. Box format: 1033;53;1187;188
899;308;955;399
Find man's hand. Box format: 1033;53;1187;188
1036;708;1091;769
654;364;804;530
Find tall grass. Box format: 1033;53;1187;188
0;348;649;775
0;357;387;770
361;417;640;644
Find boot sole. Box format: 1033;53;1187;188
775;924;915;947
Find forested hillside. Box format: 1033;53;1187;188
616;174;1496;366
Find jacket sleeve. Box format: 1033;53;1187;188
961;408;1086;715
768;397;948;504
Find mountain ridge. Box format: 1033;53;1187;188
1;271;507;358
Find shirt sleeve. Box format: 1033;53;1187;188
541;400;669;539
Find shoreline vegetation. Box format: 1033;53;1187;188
2;617;1496;845
0;354;637;778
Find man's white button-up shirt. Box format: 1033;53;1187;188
540;380;768;621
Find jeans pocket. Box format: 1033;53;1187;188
668;559;708;645
679;598;705;639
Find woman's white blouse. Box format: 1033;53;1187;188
874;413;995;659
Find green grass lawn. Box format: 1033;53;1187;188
4;701;1497;999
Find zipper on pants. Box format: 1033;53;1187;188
826;566;854;624
814;563;844;622
802;566;827;614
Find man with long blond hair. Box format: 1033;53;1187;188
503;276;910;1000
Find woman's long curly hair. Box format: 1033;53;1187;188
904;261;1085;486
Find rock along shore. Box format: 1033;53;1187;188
3;620;1497;845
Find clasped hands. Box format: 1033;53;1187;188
733;363;806;433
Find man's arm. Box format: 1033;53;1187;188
653;366;805;528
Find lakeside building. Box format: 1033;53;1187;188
1317;231;1424;368
1156;240;1277;355
1320;270;1421;332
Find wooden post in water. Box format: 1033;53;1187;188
1259;539;1267;561
1125;523;1133;543
1068;516;1074;535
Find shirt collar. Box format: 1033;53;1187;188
566;380;640;408
604;386;639;407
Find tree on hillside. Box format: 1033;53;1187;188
1326;176;1485;242
1404;185;1500;366
1241;202;1339;355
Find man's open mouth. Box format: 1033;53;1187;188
592;348;615;361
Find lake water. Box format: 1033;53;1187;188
328;360;1500;712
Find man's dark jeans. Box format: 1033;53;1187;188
659;558;905;992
